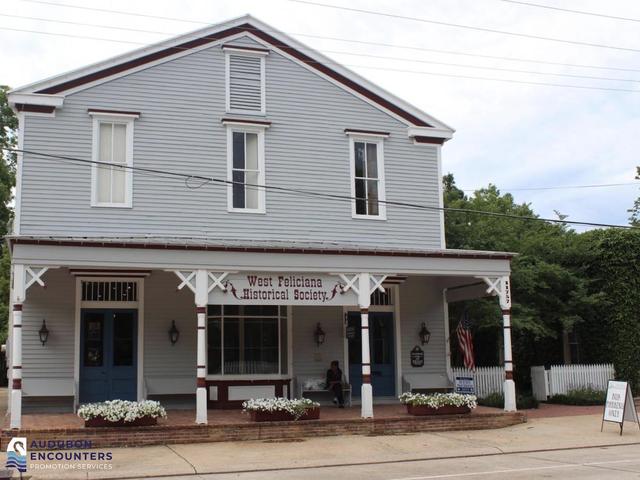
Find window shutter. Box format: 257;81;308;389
228;54;263;112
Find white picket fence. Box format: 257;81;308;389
451;366;505;398
531;363;614;400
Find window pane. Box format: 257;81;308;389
83;314;104;367
113;312;134;366
245;133;258;170
232;132;245;169
97;166;112;203
245;171;259;209
112;124;127;164
208;305;222;316
207;317;222;374
367;180;379;216
112;166;126;204
354;142;365;177
280;316;287;374
244;305;279;316
232;170;245;208
99;123;112;163
223;319;240;374
355;178;366;215
244;318;278;374
366;143;378;179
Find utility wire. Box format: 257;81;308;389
14;1;640;74
3;147;637;230
2;27;639;93
461;182;639;193
288;0;640;53
498;0;640;23
3;14;638;84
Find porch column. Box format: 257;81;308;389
10;303;23;429
358;273;373;418
195;269;208;425
499;276;516;412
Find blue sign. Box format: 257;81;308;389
454;376;475;395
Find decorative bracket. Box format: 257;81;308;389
368;274;388;295
478;275;511;310
208;272;229;294
337;274;360;295
13;265;53;303
172;270;235;305
173;270;197;295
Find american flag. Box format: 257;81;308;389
456;312;475;371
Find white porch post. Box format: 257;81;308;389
9;265;25;429
358;273;373;418
195;269;208;425
499;276;516;412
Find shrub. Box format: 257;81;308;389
478;392;539;409
77;400;167;422
399;392;477;409
547;387;606;405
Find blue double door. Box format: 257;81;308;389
348;311;396;397
80;309;137;403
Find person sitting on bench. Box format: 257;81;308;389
326;360;345;408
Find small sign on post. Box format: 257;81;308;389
410;346;424;367
602;380;640;435
454;375;476;395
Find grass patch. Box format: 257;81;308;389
478;392;539;409
547;387;606;406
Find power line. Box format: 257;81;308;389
461;182;639;193
289;0;640;53
498;0;640;23
15;0;640;73
3;147;637;230
2;27;639;94
4;13;640;84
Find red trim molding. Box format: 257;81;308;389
9;238;515;260
34;23;433;127
505;371;514;380
207;379;291;409
222;43;270;54
197;378;207;388
88;108;141;117
501;309;511;315
15;104;55;114
413;136;446;145
221;118;272;126
362;374;371;384
344;128;390;137
13;304;22;312
12;379;22;390
196;307;207;314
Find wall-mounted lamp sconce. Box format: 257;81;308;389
168;320;180;345
39;319;49;346
314;322;326;346
419;322;431;345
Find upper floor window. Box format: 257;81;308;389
90;111;137;208
224;46;268;115
225;123;267;213
348;134;387;219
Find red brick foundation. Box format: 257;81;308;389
1;411;525;450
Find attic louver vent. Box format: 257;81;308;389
228;54;263;113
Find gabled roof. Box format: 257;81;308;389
9;14;454;140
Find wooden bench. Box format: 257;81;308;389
296;376;352;407
402;373;453;394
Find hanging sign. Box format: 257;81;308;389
454;375;476;395
410;346;424;367
209;273;358;306
601;380;640;435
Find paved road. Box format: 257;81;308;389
142;444;640;480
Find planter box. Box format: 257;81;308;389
406;404;471;416
249;407;320;422
84;416;158;428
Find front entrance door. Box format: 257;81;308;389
80;309;137;403
347;311;395;397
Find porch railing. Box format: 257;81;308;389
451;366;505;398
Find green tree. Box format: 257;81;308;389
629;166;640;226
0;85;17;344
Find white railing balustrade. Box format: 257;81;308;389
531;363;614;400
451;366;505;398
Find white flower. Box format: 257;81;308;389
77;400;167;422
398;392;477;409
242;397;319;419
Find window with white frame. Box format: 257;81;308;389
225;48;267;115
207;305;288;376
226;126;266;212
349;136;386;218
90;114;135;207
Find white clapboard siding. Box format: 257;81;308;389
547;363;614;396
451;366;505;398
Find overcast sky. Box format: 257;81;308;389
2;0;639;229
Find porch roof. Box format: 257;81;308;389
9;236;514;277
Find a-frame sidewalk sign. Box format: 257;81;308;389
601;380;640;436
